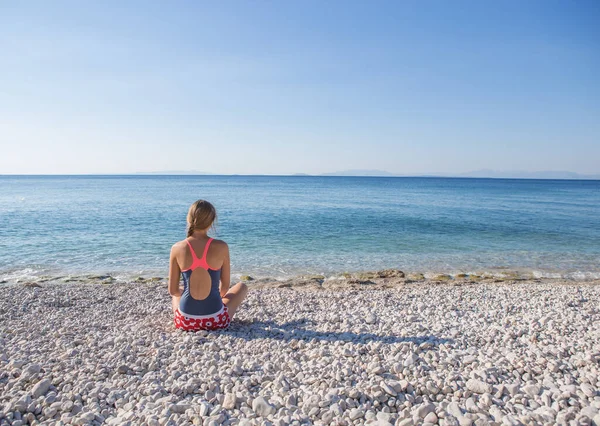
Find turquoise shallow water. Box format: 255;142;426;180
1;175;599;282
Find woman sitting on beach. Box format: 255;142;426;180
169;200;248;331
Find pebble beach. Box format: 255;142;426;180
1;273;599;426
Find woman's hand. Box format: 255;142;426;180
172;285;183;298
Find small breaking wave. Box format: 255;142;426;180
2;266;600;285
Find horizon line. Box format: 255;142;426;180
1;173;600;181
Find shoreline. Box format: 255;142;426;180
3;267;600;288
1;278;599;425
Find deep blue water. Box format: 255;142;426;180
1;175;599;282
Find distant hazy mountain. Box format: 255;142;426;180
135;170;212;175
456;170;600;180
319;169;600;179
133;169;599;179
320;169;397;177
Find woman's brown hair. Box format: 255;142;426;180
186;200;217;237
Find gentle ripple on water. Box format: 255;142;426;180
0;175;599;282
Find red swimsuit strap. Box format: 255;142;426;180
185;239;198;261
201;238;214;263
185;238;213;271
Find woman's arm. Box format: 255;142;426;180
220;243;231;298
168;245;182;297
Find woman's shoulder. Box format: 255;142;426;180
170;237;227;255
170;239;189;254
209;238;229;251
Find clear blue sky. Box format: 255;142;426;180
1;0;599;175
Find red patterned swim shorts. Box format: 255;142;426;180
174;306;231;331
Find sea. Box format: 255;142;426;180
1;175;599;283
